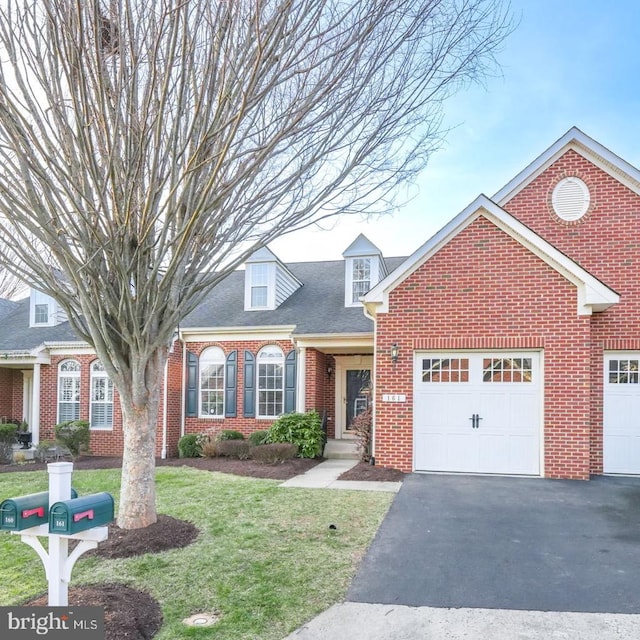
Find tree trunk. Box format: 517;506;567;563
117;351;164;529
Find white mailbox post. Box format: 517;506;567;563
9;462;110;606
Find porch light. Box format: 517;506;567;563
391;343;399;364
326;365;333;378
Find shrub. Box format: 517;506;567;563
251;443;298;464
216;439;252;460
178;434;201;458
216;430;245;441
351;405;373;463
267;411;323;458
0;422;17;444
54;420;90;458
248;430;270;446
200;439;218;458
35;440;71;462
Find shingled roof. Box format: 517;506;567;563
0;256;406;351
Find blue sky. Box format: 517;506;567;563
271;0;640;262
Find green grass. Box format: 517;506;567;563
0;467;393;639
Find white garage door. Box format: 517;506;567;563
414;352;541;475
604;354;640;474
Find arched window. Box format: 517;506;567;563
90;360;114;430
257;345;284;418
58;359;81;423
200;347;225;417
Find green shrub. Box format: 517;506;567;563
216;430;245;441
54;420;90;457
267;411;323;458
216;439;252;460
178;433;201;458
35;440;71;462
248;430;270;446
251;443;298;464
0;423;17;444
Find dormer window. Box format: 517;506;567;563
30;289;65;327
244;247;302;311
34;303;49;324
343;234;386;308
351;258;372;304
250;263;270;308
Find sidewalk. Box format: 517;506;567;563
284;602;640;639
279;459;401;493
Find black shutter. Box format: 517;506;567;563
284;349;297;414
243;351;256;417
225;350;237;418
186;351;198;417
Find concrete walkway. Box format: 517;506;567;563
279;459;402;493
285;602;640;639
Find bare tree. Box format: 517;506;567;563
0;268;23;299
0;0;511;528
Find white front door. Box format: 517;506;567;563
413;352;541;475
335;355;372;438
604;353;640;474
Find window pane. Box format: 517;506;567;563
483;358;532;383
200;363;224;416
258;362;283;416
34;303;48;323
90;361;113;429
422;358;469;383
609;359;640;384
351;258;371;303
251;286;268;307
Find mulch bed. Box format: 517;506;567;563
7;454;403;639
27;584;163;640
338;461;405;482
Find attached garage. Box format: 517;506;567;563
604;353;640;474
413;352;542;475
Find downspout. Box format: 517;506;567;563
161;350;170;460
180;331;186;439
162;331;182;458
362;302;377;465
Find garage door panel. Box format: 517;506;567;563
414;352;541;475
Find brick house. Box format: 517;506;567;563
1;127;639;479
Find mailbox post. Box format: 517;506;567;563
0;462;112;606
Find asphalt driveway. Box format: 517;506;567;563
347;473;640;613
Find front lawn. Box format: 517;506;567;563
0;466;393;639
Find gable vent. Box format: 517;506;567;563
552;177;590;221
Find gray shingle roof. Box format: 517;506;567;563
0;297;79;351
0;257;407;350
182;257;405;335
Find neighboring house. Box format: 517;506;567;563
1;127;639;480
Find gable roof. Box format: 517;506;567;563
493;127;640;205
342;233;383;257
362;195;619;318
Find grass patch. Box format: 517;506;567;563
0;467;393;639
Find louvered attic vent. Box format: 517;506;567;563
551;177;590;221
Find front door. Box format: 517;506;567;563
335;356;373;438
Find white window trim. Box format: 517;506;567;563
257;345;285;419
199;347;226;418
57;359;81;424
345;256;379;307
30;290;57;327
90;360;114;430
245;263;276;311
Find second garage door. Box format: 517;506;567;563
414;352;541;475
